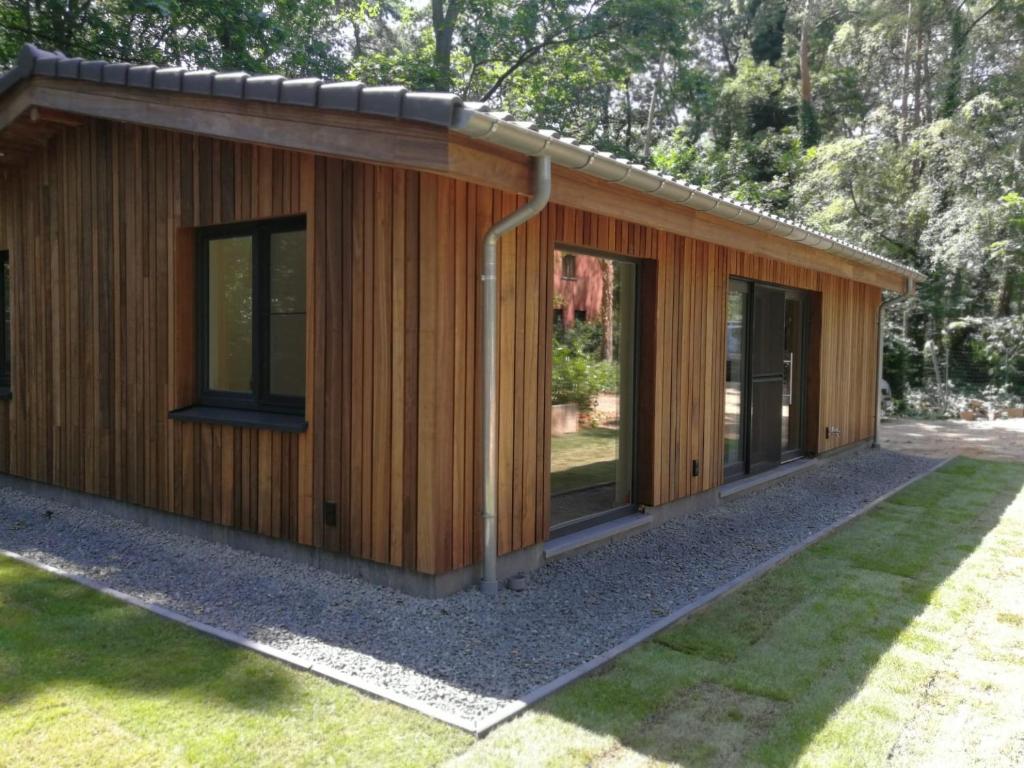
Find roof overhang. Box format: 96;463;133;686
1;43;924;293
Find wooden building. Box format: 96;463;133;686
0;44;922;594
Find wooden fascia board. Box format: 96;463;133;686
548;168;907;292
4;77;906;292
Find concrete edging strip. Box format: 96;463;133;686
0;454;955;737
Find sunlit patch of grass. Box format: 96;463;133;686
550;427;619;494
456;457;1024;767
0;558;471;768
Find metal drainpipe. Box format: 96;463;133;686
480;155;552;595
873;281;914;448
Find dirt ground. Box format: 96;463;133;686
880;417;1024;462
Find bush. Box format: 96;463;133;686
554;318;605;357
551;318;621;412
551;341;603;411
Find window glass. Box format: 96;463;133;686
1;254;9;388
268;230;306;398
781;295;804;453
562;253;576;279
724;282;747;470
207;236;253;394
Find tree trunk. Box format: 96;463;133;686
922;23;932;123
602;260;614;362
641;55;666;160
623;76;633;154
899;0;913;143
912;25;923;129
798;0;819;147
431;0;458;92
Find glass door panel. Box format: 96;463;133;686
781;293;806;458
725;279;812;478
724;280;748;478
550;253;637;532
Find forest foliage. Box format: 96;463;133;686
2;0;1022;413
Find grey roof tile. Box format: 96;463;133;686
280;77;322;107
317;81;362;111
244;75;285;102
101;62;130;85
77;61;107;82
153;67;185;91
56;57;82;78
79;61;106;82
33;52;62;76
212;72;248;99
360;85;406;117
182;70;217;95
126;64;157;88
17;43;48;71
400;93;460;126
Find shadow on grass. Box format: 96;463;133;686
523;458;1024;766
0;559;303;713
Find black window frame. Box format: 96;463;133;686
0;250;9;394
197;216;306;416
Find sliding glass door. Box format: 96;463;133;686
724;279;811;477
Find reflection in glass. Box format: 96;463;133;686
782;296;804;453
550;253;636;530
269;230;306;398
724;282;748;471
2;258;10;380
208;236;253;393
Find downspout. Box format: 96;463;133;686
873;279;915;448
480;155;552;595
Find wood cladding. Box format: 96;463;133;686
0;116;882;577
0;119;309;542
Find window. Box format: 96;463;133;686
574;309;587;324
724;279;748;477
553;308;565;330
0;251;9;393
198;217;306;414
561;253;576;279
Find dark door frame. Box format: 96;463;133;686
549;244;643;537
725;277;813;479
780;287;811;463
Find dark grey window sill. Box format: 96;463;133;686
169;405;307;433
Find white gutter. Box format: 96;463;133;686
451;108;924;287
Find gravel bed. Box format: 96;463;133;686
0;448;938;724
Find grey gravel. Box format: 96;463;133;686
0;448;938;722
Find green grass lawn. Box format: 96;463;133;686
456;457;1024;766
0;557;472;767
550;426;619;494
2;457;1022;767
